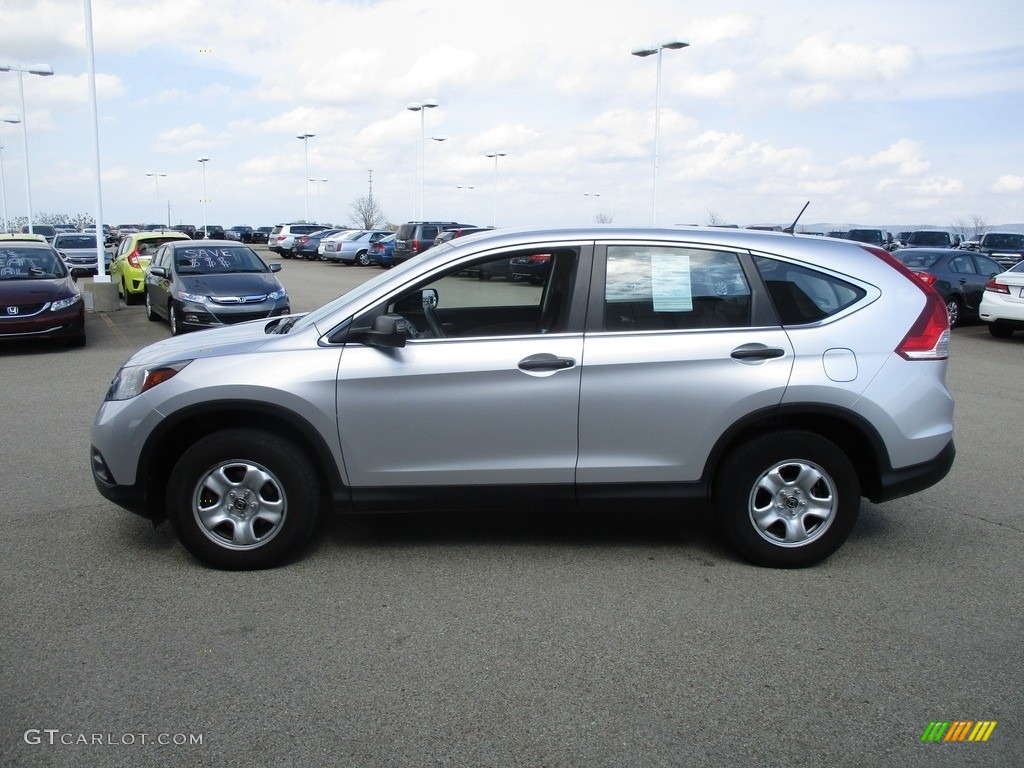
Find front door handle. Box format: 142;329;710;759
518;354;576;372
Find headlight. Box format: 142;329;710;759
268;288;287;301
177;291;208;303
50;294;82;311
106;360;192;401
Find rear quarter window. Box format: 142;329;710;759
753;256;866;325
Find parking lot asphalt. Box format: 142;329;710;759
1;256;1021;768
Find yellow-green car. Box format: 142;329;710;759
111;231;191;304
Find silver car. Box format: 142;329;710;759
91;227;955;570
52;232;112;275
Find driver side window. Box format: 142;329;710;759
386;248;579;339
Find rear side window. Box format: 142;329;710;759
754;256;865;325
603;246;752;331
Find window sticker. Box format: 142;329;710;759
651;253;693;312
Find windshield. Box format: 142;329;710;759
984;234;1024;250
175;246;269;274
0;248;66;279
288;256;424;334
908;232;949;246
55;235;98;249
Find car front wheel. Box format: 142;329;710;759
169;302;183;335
715;430;860;568
166;429;321;570
144;290;159;321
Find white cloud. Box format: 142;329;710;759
993;175;1024;192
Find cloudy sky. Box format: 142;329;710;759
1;0;1023;231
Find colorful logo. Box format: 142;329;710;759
921;721;997;742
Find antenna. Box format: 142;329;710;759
784;201;810;234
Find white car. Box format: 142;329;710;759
979;261;1024;337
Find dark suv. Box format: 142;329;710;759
392;221;473;265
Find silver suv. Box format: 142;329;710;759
267;223;328;256
91;227;955;570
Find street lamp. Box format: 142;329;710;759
296;133;315;221
309;177;327;224
197;157;209;234
485;151;507;227
145;172;166;226
0;63;54;234
631;39;689;225
407;99;439;220
0;116;20;234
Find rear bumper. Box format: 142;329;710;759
870;439;955;503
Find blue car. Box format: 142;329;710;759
366;233;396;268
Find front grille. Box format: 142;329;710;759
1;302;48;318
211;310;278;324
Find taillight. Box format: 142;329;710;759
914;271;937;287
411;239;420;252
984;277;1010;294
127;249;141;268
862;245;949;361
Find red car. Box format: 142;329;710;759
0;239;86;347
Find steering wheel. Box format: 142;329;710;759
423;303;446;338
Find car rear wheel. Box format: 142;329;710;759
988;322;1014;338
166;429;321;570
144;290;159;321
715;430;860;568
357;250;370;266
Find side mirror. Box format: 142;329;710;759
269;263;282;273
355;313;408;348
149;266;168;278
70;267;89;281
421;287;438;310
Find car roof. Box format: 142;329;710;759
0;233;48;242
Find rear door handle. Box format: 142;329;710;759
731;345;786;361
518;354;576;372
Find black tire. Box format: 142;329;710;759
356;250;370;266
166;429;321;570
169;302;183;335
715;430;860;568
144;290;159;321
988;322;1014;338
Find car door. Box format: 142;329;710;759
146;245;172;319
576;242;794;488
335;244;590;500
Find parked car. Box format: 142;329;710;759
367;233;396;268
979;261;1024;338
53;232;112;276
975;232;1024;269
143;240;290;335
509;252;552;284
268;223;329;256
960;234;983;250
322;229;393;265
196;225;226;240
91;226;954;571
904;230;954;249
292;228;346;260
20;224;57;243
434;226;492;247
225;226;254;243
845;229;893;250
392;221;472;265
1;240;86;346
171;224;197;239
251;226;273;245
891;248;1003;327
110;230;192;304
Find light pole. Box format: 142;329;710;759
309;177;327;224
0;116;19;234
145;172;166;226
0;63;55;234
485;151;507;227
631;39;689;225
406;99;438;220
296;133;315;221
197;157;209;234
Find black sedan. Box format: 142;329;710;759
892;248;1003;327
0;240;86;346
144;240;290;335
